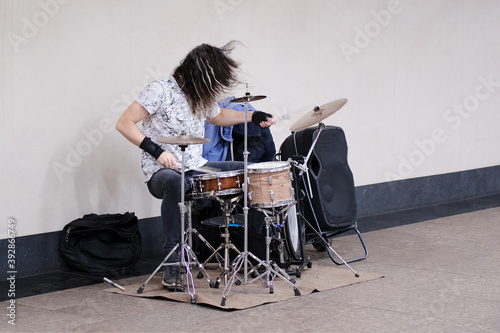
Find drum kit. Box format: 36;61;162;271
137;90;358;306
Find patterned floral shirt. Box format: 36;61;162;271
136;77;221;181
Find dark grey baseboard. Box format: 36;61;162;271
2;165;499;280
356;165;500;217
0;217;164;282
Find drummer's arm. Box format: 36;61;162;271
116;101;148;146
116;101;178;170
209;108;275;128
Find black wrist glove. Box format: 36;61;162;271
139;137;165;159
251;111;273;126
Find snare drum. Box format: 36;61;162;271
190;170;243;197
247;161;294;208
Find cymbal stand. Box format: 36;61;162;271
220;89;298;305
301;215;359;277
242;90;251;282
288;124;359;278
221;205;300;304
231;89;257;282
292;122;327;199
137;145;215;303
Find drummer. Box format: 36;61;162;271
116;41;275;290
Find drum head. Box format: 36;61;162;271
192;169;243;180
250;199;295;209
248;161;290;173
283;204;305;263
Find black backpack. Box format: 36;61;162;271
59;212;142;273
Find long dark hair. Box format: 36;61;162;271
174;41;240;115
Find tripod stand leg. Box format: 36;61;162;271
201;243;225;270
180;244;196;303
183;239;219;290
303;218;359;277
208;243;243;289
220;248;301;305
325;244;359;277
246;251;297;285
191;228;224;271
221;252;246;306
137;245;180;294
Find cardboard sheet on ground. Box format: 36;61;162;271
104;265;383;310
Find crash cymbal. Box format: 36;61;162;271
231;94;267;103
158;135;210;145
289;98;348;132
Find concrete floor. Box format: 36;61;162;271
2;205;500;332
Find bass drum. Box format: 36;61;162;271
281;204;305;265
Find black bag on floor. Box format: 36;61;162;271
59;212;142;273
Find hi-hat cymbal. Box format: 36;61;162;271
231;95;267;103
289;98;348;132
158;135;210;146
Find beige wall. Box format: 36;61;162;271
2;0;500;237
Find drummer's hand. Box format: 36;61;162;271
252;111;275;128
157;151;178;171
259;116;276;128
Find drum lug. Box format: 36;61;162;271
289;171;293;180
248;191;253;201
217;180;222;191
268;175;272;185
269;191;274;201
278;242;284;252
290;187;295;198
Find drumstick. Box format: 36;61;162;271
192;166;221;174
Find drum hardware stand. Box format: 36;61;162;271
199;193;245;287
221;205;300;305
221;221;300;300
252;206;302;290
290;122;327;199
179;192;226;281
289;136;360;278
191;226;225;273
300;213;359;278
242;89;251;283
220;89;300;306
285;99;359;275
137;144;216;303
285;254;312;278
